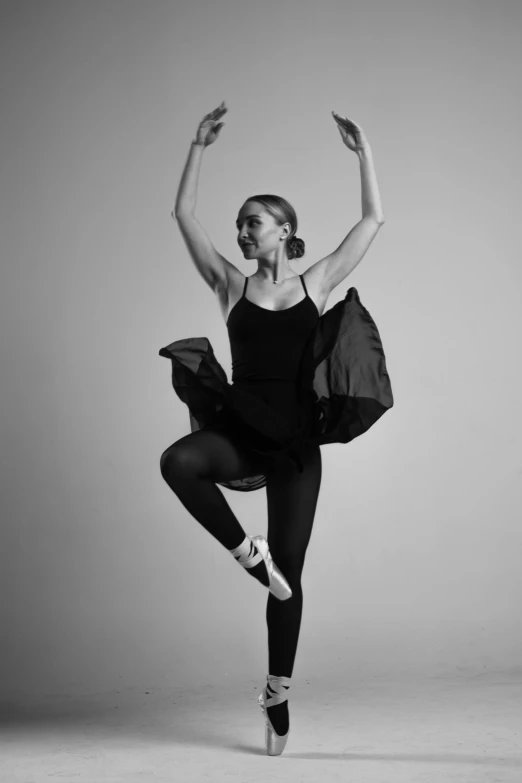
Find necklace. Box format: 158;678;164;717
254;274;291;285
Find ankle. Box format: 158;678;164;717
229;534;261;567
264;675;291;736
266;674;291;703
229;535;269;587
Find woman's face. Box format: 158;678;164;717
236;201;291;259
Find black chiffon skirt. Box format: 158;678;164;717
159;287;394;492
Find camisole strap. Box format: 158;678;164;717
299;274;309;296
242;276;249;297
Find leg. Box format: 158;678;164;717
264;443;322;733
160;426;274;583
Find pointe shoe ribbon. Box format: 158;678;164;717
249;535;293;601
258;674;291;756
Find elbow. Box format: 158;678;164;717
364;214;385;226
173;209;194;221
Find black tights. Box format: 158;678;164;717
159;426;322;679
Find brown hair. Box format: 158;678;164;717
243;194;305;260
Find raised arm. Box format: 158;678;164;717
305;113;385;297
173;102;237;294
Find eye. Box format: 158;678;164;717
237;220;259;230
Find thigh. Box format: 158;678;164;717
160;425;276;484
266;443;322;569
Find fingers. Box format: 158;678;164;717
334;116;355;130
332;111;360;131
209;101;228;118
213;101;227;117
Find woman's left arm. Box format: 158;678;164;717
334;111;384;223
358;146;385;224
306;113;385;295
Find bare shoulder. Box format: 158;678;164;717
215;260;244;299
214;261;245;319
302;264;331;317
302;261;330;299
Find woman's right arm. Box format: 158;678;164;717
173;141;206;217
173;103;235;294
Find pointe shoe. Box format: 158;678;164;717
258;674;291;756
249;534;293;602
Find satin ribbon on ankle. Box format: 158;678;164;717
229;534;262;568
264;674;291;707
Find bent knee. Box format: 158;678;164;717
160;443;206;480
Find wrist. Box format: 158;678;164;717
191;140;205;148
357;145;373;161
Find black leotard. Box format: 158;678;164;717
160;280;394;492
227;274;318;382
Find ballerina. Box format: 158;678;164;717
160;101;391;755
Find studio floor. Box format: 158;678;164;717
2;671;521;783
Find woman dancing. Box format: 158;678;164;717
159;101;389;756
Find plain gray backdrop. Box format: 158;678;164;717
1;0;521;702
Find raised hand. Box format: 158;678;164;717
195;101;228;147
331;112;370;153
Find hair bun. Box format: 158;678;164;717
289;235;305;260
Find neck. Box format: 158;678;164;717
255;260;294;284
